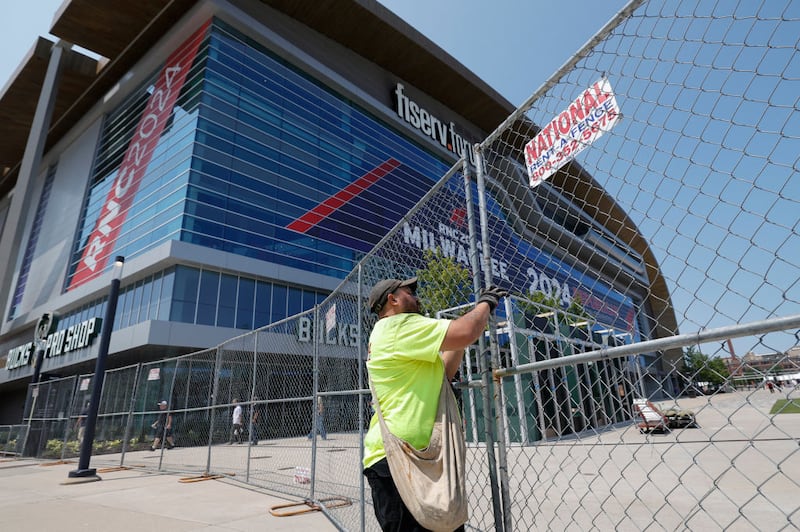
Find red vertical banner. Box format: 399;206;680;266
68;20;211;290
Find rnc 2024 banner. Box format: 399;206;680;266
68;21;210;290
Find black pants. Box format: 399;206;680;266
363;458;465;532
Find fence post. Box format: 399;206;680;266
357;264;367;532
246;333;259;482
474;143;513;532
310;304;320;501
206;347;223;474
465;154;507;531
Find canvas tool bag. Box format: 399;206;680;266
369;371;468;531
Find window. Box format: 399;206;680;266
254;280;272;328
170;266;199;323
157;269;174;321
287;287;303;317
197;270;220;326
217;274;237;327
237;278;255;329
271;284;287;323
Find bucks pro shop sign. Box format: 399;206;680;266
5;317;102;372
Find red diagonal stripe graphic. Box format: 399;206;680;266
286;158;401;233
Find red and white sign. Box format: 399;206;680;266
325;304;336;335
524;78;620;187
68;21;210;289
294;466;311;484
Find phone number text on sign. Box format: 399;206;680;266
524;78;621;187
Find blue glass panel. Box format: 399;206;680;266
237;278;255;329
130;280;144;325
302;290;317;312
149;271;163;320
115;289;131;329
217;274;237;328
140;276;153;323
287;287;302;317
170;266;199;323
271;284;287;323
254;281;272;328
157;269;175;321
197;270;220;326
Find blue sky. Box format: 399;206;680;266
1;0;65;88
376;1;629;106
1;1;628;104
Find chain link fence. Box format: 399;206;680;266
13;0;800;529
472;0;800;529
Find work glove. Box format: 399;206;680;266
477;285;508;312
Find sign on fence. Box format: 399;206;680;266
294;466;311;484
524;78;620;187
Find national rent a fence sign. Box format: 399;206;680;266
524;78;621;187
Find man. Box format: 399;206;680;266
363;277;507;531
307;395;327;440
151;400;175;451
230;399;243;444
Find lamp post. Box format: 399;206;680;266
69;256;124;479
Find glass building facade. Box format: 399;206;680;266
69;19;450;291
62;18;644;342
53;265;326;336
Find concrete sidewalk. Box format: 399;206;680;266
0;458;337;531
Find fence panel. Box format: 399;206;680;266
309;290;369;530
329;159;503;531
152;349;218;474
493;337;800;530
476;0;800;529
131;357;182;470
0;425;27;456
23;375;76;459
85;364;140;466
202;312;319;499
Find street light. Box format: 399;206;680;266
69;256;124;480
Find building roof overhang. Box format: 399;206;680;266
0;37;99;191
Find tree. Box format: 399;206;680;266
415;248;472;316
517;290;559;315
682;346;730;385
516;290;588;329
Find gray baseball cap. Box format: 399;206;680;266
368;277;417;314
